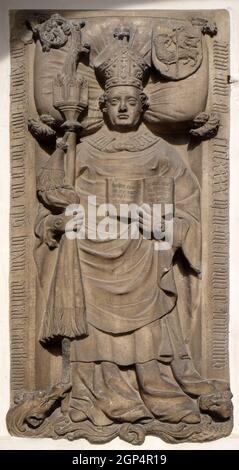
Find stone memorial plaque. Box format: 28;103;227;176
7;9;232;444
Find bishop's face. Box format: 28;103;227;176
105;86;144;131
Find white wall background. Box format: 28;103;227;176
0;0;239;450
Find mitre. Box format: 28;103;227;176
93;26;150;90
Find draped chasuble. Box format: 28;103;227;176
34;123;205;424
35;124;201;350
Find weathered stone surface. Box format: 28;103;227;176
7;10;232;444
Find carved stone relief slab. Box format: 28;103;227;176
7;10;232;444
